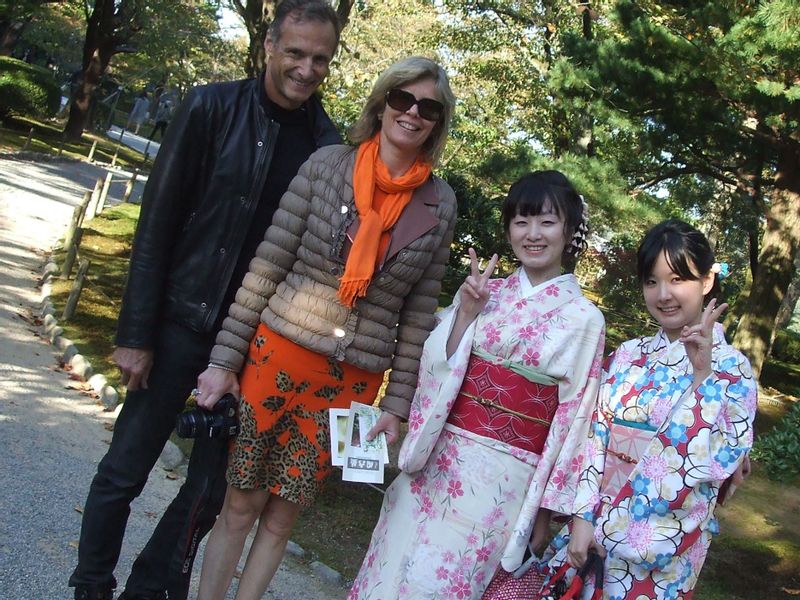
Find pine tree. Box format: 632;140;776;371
555;0;800;376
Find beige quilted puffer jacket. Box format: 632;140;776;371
210;145;457;419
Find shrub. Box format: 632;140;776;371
751;400;800;481
771;329;800;364
578;234;655;340
0;56;60;119
583;236;646;314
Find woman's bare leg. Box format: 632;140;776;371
233;493;301;600
197;485;268;600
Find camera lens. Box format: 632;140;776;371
175;393;239;439
176;411;202;438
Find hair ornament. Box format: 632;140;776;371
710;262;729;279
568;194;590;256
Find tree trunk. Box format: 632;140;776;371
63;44;114;140
768;249;800;355
63;0;117;141
246;19;269;75
748;227;760;277
335;0;355;27
733;143;800;378
572;3;594;157
0;19;28;56
230;0;266;76
2;1;66;56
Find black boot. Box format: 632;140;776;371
74;586;114;600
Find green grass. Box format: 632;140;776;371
293;471;397;580
698;466;800;598
50;203;140;390
44;203;800;594
761;358;800;398
0;114;148;169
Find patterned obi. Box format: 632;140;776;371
447;352;559;454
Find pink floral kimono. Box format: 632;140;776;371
348;271;605;600
543;324;757;599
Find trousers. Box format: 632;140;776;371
69;321;229;599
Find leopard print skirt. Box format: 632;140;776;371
227;323;384;506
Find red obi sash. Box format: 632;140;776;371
446;354;559;454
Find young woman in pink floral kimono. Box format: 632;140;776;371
348;171;606;599
549;219;757;599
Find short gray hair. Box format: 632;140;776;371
348;57;456;166
268;0;341;47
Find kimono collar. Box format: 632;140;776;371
645;322;728;367
515;269;581;302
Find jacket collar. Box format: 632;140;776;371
345;176;441;266
384;178;440;263
250;73;342;147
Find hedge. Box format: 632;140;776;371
0;56;61;119
772;329;800;364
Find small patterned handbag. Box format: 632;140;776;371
481;559;550;600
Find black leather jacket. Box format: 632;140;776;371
115;76;342;348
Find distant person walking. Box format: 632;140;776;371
126;91;149;134
148;97;173;141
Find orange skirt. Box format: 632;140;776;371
227;322;384;506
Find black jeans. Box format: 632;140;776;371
69;321;229;599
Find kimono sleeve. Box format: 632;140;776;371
539;309;607;515
396;294;475;473
571;349;622;522
596;346;757;567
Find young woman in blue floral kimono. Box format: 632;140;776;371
551;218;757;599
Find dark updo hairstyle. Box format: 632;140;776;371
637;218;721;301
501;170;587;257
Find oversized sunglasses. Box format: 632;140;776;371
385;88;444;122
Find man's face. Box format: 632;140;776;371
263;17;338;110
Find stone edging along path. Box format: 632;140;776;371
36;257;349;588
38;257;120;409
37;256;187;474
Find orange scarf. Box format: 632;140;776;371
338;134;432;308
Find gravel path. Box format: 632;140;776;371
0;155;348;600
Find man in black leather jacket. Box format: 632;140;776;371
69;3;342;599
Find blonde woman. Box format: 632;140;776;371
195;56;458;600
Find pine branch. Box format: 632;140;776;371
631;163;739;191
474;1;535;28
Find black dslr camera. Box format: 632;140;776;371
175;393;239;439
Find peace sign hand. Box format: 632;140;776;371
680;298;728;383
457;248;499;321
